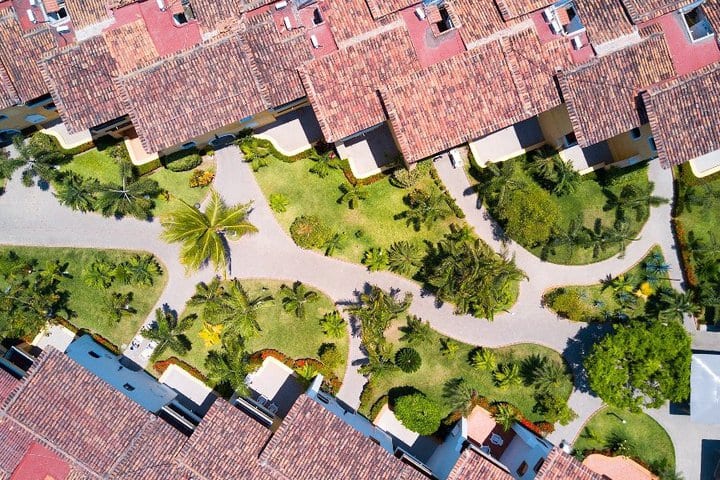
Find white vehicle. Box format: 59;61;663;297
449;149;463;169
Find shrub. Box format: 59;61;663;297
369;395;389;421
290;215;331;249
269;193;289;213
189;169;215;188
547;288;593;322
395;347;422;373
362;247;389;271
390;167;422;188
470;347;497;371
162;150;202;172
393;393;444;435
318;343;343;368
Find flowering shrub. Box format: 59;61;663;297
189;169;215;188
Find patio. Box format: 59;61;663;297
689;149;720;178
466;405;516;459
373;403;440;463
337;123;400;179
245;356;304;418
159;364;215;416
254;106;323;156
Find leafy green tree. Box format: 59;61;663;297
442;378;478;416
102;291;136;323
585;319;691;410
387;241;424;276
493;363;521;389
161;189;257;273
279;281;318;319
141;308;195;360
470;348;497;371
399;315;432;345
493;403;519;431
318;342;343;368
552;158;581;196
362;247;389;271
212;279;272;340
400;188;452;231
533;390;577;425
268;193;289;212
499;184;559;246
394;393;444;435
395;347;421;372
338;183;368;209
54;174;98;212
82;261;115;289
319;311;346;338
205;340;251;396
478;160;525;210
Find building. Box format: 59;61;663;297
2;0;720;174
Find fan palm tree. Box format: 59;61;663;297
443;378;478;415
54;174;98;212
493;403;519;431
141;308;195;360
205;340;251;396
338;183;368;209
401;189;451;231
470;348;497;371
212;279;272;340
319;311;345;338
161;189;258;273
387;241;424;276
362;247;389;271
280;281;318;319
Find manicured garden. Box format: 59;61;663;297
673;163;720;324
164;278;348;391
0;246;166;348
246;137;523;320
470;149;660;264
574;406;676;475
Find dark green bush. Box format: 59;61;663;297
393;393;444;435
318;342;342;368
395;347;421;373
290;215;331;249
162;149;202;172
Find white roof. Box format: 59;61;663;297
691;354;720;424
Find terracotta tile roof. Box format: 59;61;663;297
0;14;55;103
300;26;418;142
178;399;272;480
383;34;558;163
447;448;514;480
557;32;675;147
103;20;159;74
575;0;636;45
260;395;423;480
643;63;720;168
620;0;696;23
41;36;125;134
110;419;188;479
190;0;243;31
0;418;35;476
495;0;553;20
536;448;604;480
241;12;313;107
63;0;111;29
3;348;152;475
365;0;417;19
323;0;398;45
0;62;18;109
116;35;266;153
0;368;19;407
448;0;524;47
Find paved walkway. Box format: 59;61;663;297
1;145;718;478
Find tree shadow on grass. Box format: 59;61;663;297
562;323;612;394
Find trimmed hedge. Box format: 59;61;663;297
162;149;202;172
290;215;331;249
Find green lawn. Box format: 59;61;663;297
360;319;573;423
59;147;211;218
469;154;653;264
574;406;675;472
0;245;166;348
253;155;461;265
544;246;668;322
170;279;348;382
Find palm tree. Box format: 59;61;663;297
141;308;195;360
280;281;318;319
493;363;521;389
583;219;616;259
124;254;161;285
479;160;524;210
12;135;66;187
54;174;98;212
493;403;519;431
38;260;69;284
675;185;704;214
362;247;389;271
338;183;368;209
609;220;640;258
161;189;258;273
205;340;251;396
308;150;341;178
188;276;226;318
443;378;478;415
387;241;424;276
399;315;431;344
95;174;161;220
102;292;136;323
240;141;278;171
82;261;114;289
604;183;667;222
322;232;346;256
213;279;272;340
552;158;581;196
530;151;558;182
658;289;700;322
0;148;24;182
470;348;497;371
401;189;451;231
533;361;565;392
319;311;345;338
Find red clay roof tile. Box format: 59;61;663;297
495;0;553;20
620;0;696;23
536;448;604;480
447;448;514;480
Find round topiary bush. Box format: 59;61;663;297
395;347;421;373
163;150;202;172
318;342;342;368
290;215;330;249
393;393;444;435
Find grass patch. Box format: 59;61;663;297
0;245;166;348
253;155;459;264
574;406;675;473
544;246;669;322
60;148;121;184
469;153;653;265
360;319;573;423
172;279;348;382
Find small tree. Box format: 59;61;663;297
102;292;136;323
318;343;343;368
443;378;478;416
338;183;368;209
440;338;459;358
320;311;346;338
395;347;422;373
393;394;444;435
470;348;497;371
399;315;432;345
493;363;521;389
269;193;289;212
141;308;195;360
280;281;318;319
387;241;424;276
362;247;389;271
493;403;519;431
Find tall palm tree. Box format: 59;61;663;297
387;241;424;276
322;232;346;256
401;189;451;231
0;148;24;182
658;289;700;322
280;281;318;319
479;160;524;210
161;189;258;273
552;158;581;196
141;308;195;360
609;220;640;258
12;135;67;187
188;276;226;318
205;340;251;396
604;183;667;222
95;171;161;220
338;183;368;209
54;174;98;212
211;279;272;340
101;292;136;323
442;378;478;415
